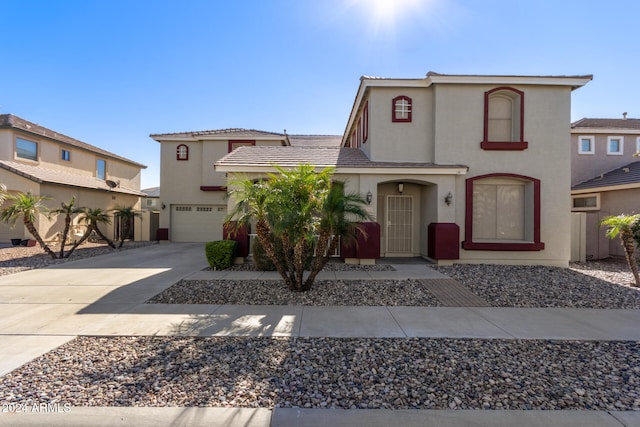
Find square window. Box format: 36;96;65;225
578;136;594;154
16;138;38;161
607;136;623;155
636;137;640;155
61;149;71;161
96;159;106;180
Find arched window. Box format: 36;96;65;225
462;173;544;251
392;95;412;122
481;87;527;150
176;144;189;160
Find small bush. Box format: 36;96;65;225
205;240;237;270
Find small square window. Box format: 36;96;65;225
16;138;38;161
578;136;594;154
636;137;640;155
61;149;71;161
607;136;623;155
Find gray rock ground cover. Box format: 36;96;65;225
148;279;442;306
1;336;638;410
435;263;640;309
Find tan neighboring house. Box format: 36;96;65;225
0;114;147;244
214;72;592;267
150;129;290;242
571;116;640;259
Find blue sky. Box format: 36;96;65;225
1;0;638;188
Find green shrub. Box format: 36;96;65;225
205;240;237;270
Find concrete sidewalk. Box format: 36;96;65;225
1;243;639;427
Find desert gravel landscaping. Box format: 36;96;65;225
1;246;639;412
1;336;638;410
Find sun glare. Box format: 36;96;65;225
352;0;431;32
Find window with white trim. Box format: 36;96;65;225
578;136;594;154
16;138;38;161
636;137;640;155
607;136;623;155
571;193;600;211
61;149;71;161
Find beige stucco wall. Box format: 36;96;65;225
571;133;640;185
431;83;573;266
366;87;434;163
0;128;142;189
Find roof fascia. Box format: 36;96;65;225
427;74;593;90
570;128;640;135
151;134;287;143
572;183;640;194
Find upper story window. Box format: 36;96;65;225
176;144;189;160
637;137;640;155
61;149;71;161
16;138;38;161
462;173;544;251
481;87;527;151
96;159;106;180
228;140;255;153
607;136;623;155
392;96;412;123
578;136;594;154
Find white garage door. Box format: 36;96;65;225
171;205;227;242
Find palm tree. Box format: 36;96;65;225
227;164;371;291
111;205;142;248
601;213;640;287
0;191;57;259
49;197;84;258
0;183;7;205
65;207;116;257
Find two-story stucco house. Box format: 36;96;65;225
155;72;591;266
570;115;640;259
0;114;146;243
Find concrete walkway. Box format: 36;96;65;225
0;243;639;427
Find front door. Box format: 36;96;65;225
386;195;413;254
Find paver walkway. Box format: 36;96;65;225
418;278;491;306
0;243;639;427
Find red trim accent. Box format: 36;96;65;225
176;144;189;161
392;95;412;123
357;118;362;148
462;173;544;251
228;140;255;153
363;101;369;143
480;141;528;150
200;186;227;191
482;87;525;150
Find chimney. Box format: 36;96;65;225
623;112;628;120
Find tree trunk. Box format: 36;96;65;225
59;215;71;258
304;230;333;290
621;232;640;287
65;228;92;258
24;219;57;259
94;226;116;249
255;219;291;288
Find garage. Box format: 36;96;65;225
170;205;227;242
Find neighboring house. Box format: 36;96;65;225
150;128;289;242
213;72;592;267
141;186;160;211
571;116;640;259
0;114;147;243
